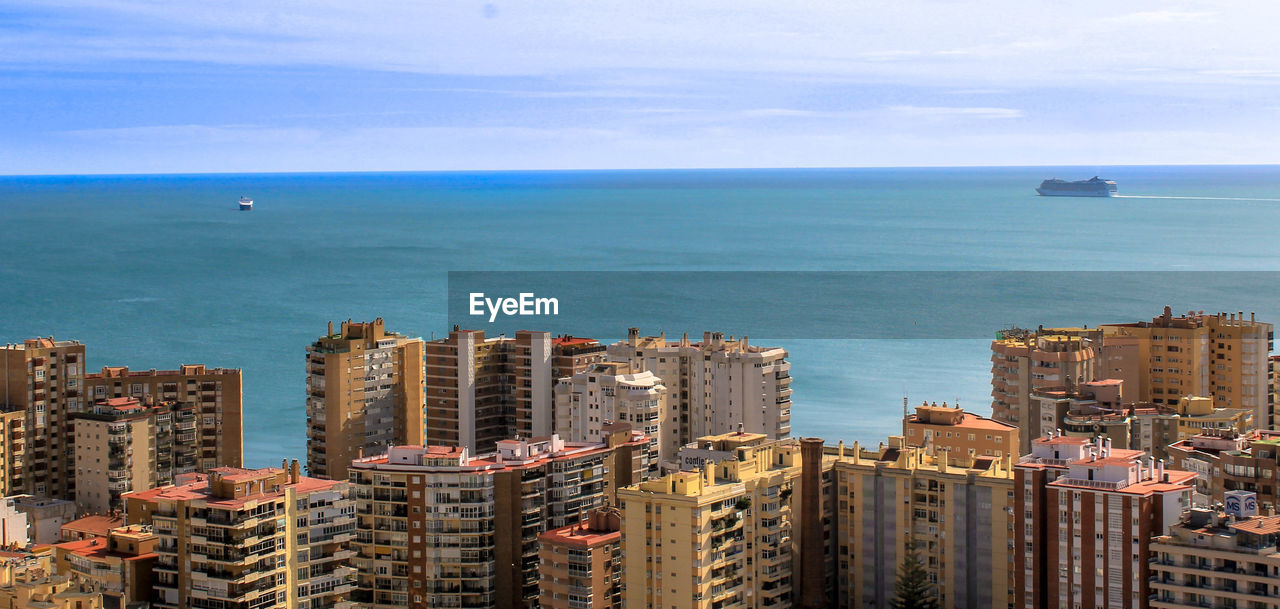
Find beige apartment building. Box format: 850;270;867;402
1150;502;1280;609
306;318;425;480
123;462;356;609
555;361;668;470
425;329;606;453
84;364;243;469
833;436;1016;609
538;508;622;609
350;427;649;609
72;396;200;514
53;524;157;608
1102;308;1273;428
607;329;793;448
1015;433;1196;609
619;433;821;609
990;327;1102;455
1;338;87;500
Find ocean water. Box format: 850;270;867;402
2;165;1280;466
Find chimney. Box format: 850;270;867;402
796;438;826;609
290;459;301;484
328;321;333;336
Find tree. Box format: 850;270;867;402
890;549;939;609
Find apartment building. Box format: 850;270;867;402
0;498;27;547
122;462;357;609
84;364;243;469
350;428;649;609
1014;433;1195;609
0;572;101;609
538;508;622;609
53;524;157;608
607;329;792;450
72;397;199;514
1168;429;1280;511
1101;308;1273;428
902;401;1018;465
833;436;1016;609
11;496;76;545
990;327;1102;454
0;410;24;499
425;329;606;453
619;434;812;609
1;338;87;500
555;361;668;469
1150;500;1280;609
306;318;425;480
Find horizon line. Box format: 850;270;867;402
2;161;1278;179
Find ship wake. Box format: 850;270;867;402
1113;194;1280;202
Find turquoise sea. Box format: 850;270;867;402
3;166;1280;466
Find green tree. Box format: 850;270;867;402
890;549;939;609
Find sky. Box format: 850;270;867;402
1;1;1279;173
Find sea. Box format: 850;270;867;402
3;165;1280;467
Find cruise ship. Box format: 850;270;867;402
1035;177;1117;197
238;196;254;211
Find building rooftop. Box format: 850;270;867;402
61;515;124;540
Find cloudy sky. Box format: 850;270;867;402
2;1;1278;173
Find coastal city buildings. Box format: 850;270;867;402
537;508;623;609
607;329;793;447
123;462;356;609
1101;308;1273;428
83;364;244;469
1149;500;1280;609
306;318;425;480
618;433;810;609
11;495;76;545
349;429;648;609
1;338;86;500
1168;429;1280;511
1014;433;1196;609
425;329;606;453
833;434;1017;609
72;397;199;514
555;361;669;469
990;327;1101;454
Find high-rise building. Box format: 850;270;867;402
833;436;1016;609
122;462;356;609
350;427;649;609
72;397;200;514
607;329;792;448
1015;433;1195;609
83;364;244;469
306;318;425;480
53;523;157;608
1;338;87;500
555;361;668;470
537;508;623;609
618;434;807;609
902;400;1018;465
1101;308;1273;428
1150;501;1280;609
990;327;1102;455
425;329;605;453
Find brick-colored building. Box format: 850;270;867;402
84;364;243;469
1015;433;1195;609
538;508;622;609
902;401;1018;465
53;524;157;608
1;338;87;500
306;318;425;480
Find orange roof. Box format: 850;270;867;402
1033;436;1091;445
552;335;597;347
62;515;124;539
1230;516;1280;536
539;523;621;548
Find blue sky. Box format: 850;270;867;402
2;1;1278;173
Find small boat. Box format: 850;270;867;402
1036;177;1117;197
238;196;254;211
